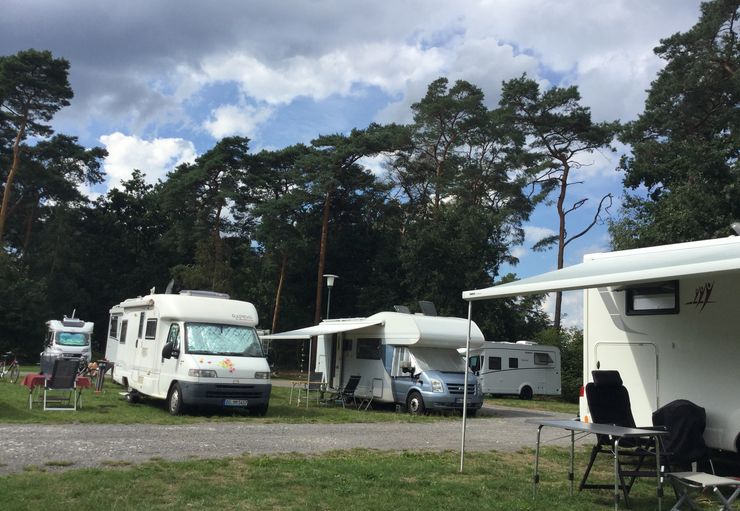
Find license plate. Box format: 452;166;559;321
224;399;249;407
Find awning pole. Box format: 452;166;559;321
306;336;313;408
460;300;472;473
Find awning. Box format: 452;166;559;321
259;318;384;340
463;237;740;301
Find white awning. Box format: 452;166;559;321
259;318;384;340
463;236;740;301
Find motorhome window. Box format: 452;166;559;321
626;281;679;315
184;323;264;357
145;319;157;340
508;357;519;369
119;320;129;344
534;352;553;365
166;324;180;350
55;332;89;346
356;338;381;360
108;316;119;339
469;355;481;373
489;356;502;371
343;338;352;351
137;313;145;339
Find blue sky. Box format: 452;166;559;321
1;0;705;326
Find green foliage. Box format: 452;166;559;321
613;0;740;248
536;327;584;403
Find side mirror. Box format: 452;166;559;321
401;365;415;375
162;342;178;360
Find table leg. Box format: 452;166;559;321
655;436;662;511
614;438;621;511
569;430;575;496
533;425;542;498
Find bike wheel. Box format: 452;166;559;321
9;363;20;384
0;362;5;380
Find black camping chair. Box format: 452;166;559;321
580;370;661;507
329;375;361;408
652;399;711;472
43;357;81;411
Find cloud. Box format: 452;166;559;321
202;104;274;139
542;291;584;328
99;132;197;191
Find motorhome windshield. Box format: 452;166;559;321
55;332;89;346
409;347;465;373
185;323;264;357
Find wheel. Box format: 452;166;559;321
9;364;19;384
125;390;141;404
253;404;268;417
406;391;426;416
466;408;478;418
168;383;184;415
519;386;533;400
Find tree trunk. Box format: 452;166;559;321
271;252;288;334
314;189;332;325
0;113;28;243
21;194;39;257
554;162;570;332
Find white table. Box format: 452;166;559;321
526;419;669;511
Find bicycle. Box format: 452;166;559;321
0;351;20;384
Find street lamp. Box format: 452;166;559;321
323;274;339;319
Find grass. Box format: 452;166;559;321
0;448;710;510
0;375;576;424
485;395;579;415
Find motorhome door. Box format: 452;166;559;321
593;342;658;425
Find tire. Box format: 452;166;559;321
9;364;19;384
519;386;533;400
253;403;268;417
168;383;184;415
406;391;426;416
466;408;478;418
125;390;141;404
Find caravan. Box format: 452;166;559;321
263;310;485;415
43;315;94;362
105;290;271;415
463;235;740;455
466;341;561;399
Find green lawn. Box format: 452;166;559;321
0;448;711;510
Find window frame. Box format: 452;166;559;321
626;280;680;316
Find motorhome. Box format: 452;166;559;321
263;310;485;415
466;341;561;399
105;290;271;415
463;235;740;456
43;315;94;362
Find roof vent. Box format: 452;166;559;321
61;317;85;328
732;222;740;236
394;305;411;314
418;301;437;316
179;290;230;299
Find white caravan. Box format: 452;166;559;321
43;315;94;361
466;341;561;399
263;310;485;415
105;290;271;415
463;235;740;456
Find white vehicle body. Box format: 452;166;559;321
463;235;740;454
43;317;94;361
105;290;271;414
263;311;485;413
466;341;561;399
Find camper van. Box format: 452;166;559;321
105;290;271;415
263;310;484;415
43;316;94;361
466;341;561;399
463;235;740;456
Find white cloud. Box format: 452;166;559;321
542;291;584;328
203;103;274;139
99;132;197;191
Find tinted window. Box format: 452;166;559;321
109;316;119;339
119;320;129;344
489;356;502;371
356;338;381;360
534;352;553;365
508;357;518;369
145;319;157;339
627;281;679;315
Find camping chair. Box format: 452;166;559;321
326;375;361;408
580;370;660;507
43;357;80;411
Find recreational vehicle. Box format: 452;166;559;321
466;341;561;399
43;315;94;362
263;310;485;415
105;290;271;415
463;235;740;456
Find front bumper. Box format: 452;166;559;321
423;392;483;410
179;381;271;409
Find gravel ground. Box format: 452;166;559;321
0;404;587;475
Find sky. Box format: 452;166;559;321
1;0;706;328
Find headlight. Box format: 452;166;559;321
431;379;443;393
254;371;270;380
188;369;217;378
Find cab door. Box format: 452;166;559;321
158;323;182;397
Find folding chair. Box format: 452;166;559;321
297;372;324;405
580;370;659;507
667;472;740;511
328;375;361;408
43;358;80;411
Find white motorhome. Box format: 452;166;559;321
463;235;740;456
465;341;561;399
43;315;94;361
263;310;485;415
105;290;271;415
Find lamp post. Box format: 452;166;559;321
323;274;339;319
